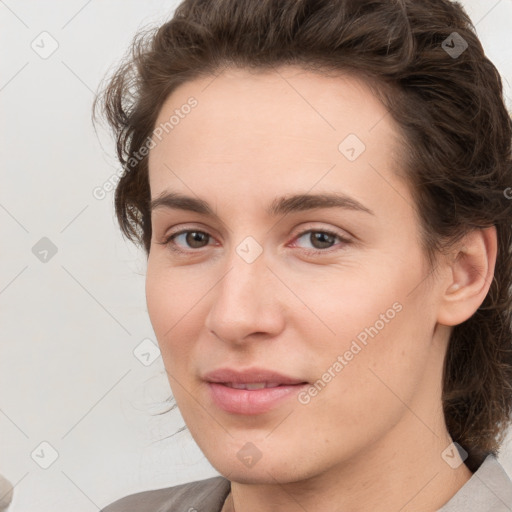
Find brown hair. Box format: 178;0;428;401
93;0;512;471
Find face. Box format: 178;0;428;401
146;66;446;484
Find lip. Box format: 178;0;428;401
203;367;309;415
203;367;307;385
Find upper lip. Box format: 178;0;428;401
203;367;307;385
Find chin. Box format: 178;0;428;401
208;452;318;485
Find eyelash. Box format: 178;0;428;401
157;228;352;256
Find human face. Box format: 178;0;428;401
146;66;448;484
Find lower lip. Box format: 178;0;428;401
207;382;308;415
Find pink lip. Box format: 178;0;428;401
203;367;308;415
203;367;306;385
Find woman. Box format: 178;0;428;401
94;0;512;510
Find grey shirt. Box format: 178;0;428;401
101;454;512;511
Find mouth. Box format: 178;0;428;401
203;367;309;415
222;382;291;390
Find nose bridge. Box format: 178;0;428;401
204;242;282;342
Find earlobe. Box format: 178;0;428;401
437;226;497;326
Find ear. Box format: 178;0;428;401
436;226;497;326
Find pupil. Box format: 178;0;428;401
187;232;207;248
313;232;334;249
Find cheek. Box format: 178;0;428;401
295;251;435;400
145;259;200;340
145;263;190;367
309;288;434;432
145;265;172;338
145;266;199;414
285;305;434;474
145;260;211;381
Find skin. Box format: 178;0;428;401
145;65;497;512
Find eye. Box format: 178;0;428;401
159;229;214;254
157;227;351;256
291;229;351;254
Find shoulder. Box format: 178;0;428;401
438;454;512;511
100;475;231;512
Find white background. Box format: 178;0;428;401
1;1;511;510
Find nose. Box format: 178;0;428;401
203;247;285;346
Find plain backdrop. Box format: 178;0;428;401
1;1;511;511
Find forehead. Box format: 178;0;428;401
147;65;404;211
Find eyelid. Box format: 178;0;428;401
289;222;352;241
160;223;219;244
162;221;352;239
159;227;352;258
288;226;352;254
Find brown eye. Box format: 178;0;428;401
162;230;213;253
294;230;344;251
309;231;336;249
183;231;210;249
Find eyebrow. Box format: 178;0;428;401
149;191;374;218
